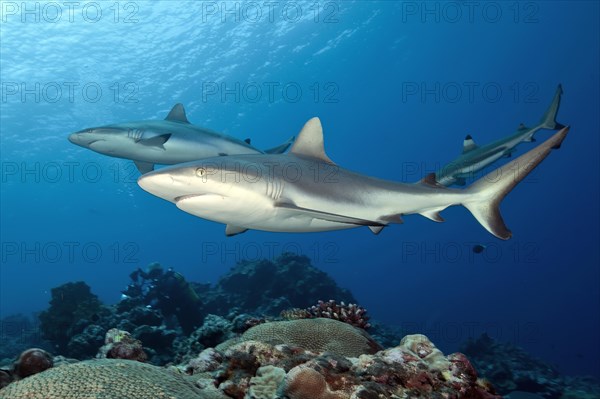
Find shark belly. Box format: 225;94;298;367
175;193;357;232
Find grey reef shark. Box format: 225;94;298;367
68;104;294;174
435;84;565;186
138;117;569;238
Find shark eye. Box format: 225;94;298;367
195;167;206;177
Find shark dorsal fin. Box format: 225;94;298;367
462;134;478;154
289;117;334;164
165;103;190;124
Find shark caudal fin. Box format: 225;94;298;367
540;84;566;130
462;126;569;239
264;136;295;154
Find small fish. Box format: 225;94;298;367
472;244;486;254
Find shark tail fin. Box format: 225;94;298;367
264;136;295;154
540;84;566;130
462;126;569;239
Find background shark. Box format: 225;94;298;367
68;104;294;173
435;84;565;186
138;117;568;238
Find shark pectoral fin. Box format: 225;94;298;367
139;134;171;149
165;103;190;124
225;225;249;237
276;201;384;227
244;138;251;144
455;177;467;186
462;135;478;154
134;161;154;174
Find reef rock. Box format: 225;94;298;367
202;253;356;316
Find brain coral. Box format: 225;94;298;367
284;366;347;399
241;318;382;357
0;359;203;399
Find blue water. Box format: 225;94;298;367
1;1;598;378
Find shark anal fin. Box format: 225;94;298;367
225;225;248;236
368;226;385;235
420;210;445;222
134;161;154;174
165;103;190;124
276;201;384;227
139;134;171;149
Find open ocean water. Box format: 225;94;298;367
0;0;598;382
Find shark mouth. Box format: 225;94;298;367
174;194;203;203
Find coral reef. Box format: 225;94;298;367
26;254;360;366
121;263;204;334
38;282;107;356
7;254;599;398
0;359;203;398
185;330;500;398
461;333;565;398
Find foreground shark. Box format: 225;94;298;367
68;104;294;173
138;117;569;238
435;84;564;186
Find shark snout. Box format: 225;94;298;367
68;132;84;145
138;170;190;203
